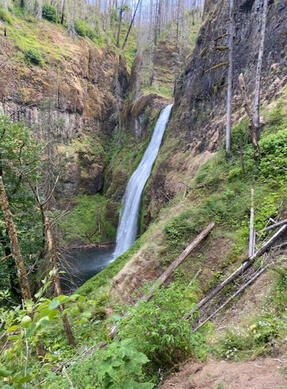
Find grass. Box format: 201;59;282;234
5;16;72;63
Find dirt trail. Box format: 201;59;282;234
160;357;287;389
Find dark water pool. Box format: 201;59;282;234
60;247;114;293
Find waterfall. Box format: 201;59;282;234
112;104;173;260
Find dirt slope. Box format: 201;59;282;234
160;357;287;389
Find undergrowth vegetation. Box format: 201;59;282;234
213;264;287;361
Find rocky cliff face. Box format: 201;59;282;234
143;0;287;225
0;24;129;197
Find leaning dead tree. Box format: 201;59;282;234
0;176;31;300
184;222;287;319
144;222;215;302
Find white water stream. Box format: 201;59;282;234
63;105;173;291
112;104;173;259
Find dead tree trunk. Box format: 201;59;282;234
194;266;267;332
253;0;268;133
144;222;215;301
184;223;287;319
226;0;234;158
0;176;31;300
122;0;141;49
238;73;260;159
248;188;255;257
45;215;76;347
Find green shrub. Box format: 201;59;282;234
86;27;96;41
118;281;209;370
0;9;13;24
74;19;87;36
45;340;154;388
24;48;44;66
42;3;59;23
259;129;287;183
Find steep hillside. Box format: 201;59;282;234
1;0;287;388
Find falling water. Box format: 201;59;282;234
113;104;173;260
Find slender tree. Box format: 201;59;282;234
122;0;141;49
0;176;32;301
253;0;268;134
226;0;234;158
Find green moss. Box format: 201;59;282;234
60;194;116;244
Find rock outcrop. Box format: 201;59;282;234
144;0;287;224
0;22;129;197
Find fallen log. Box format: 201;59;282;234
184;224;287;320
264;219;287;232
109;223;215;338
193;266;267;332
144;222;215;302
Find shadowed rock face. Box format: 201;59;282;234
0;31;130;198
141;0;287;225
174;0;287;147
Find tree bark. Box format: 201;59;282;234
253;0;268;133
264;219;287;232
226;0;234;158
0;176;32;300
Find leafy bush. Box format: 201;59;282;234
259;129;287;183
0;9;13;24
24;48;44;66
74;19;98;41
45;340;154;388
74;19;87;36
118;281;209;370
42;3;59;23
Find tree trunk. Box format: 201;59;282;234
248;188;255;257
60;0;66;24
253;0;268;134
184;223;287;319
226;0;234;158
0;176;32;300
45;215;76;347
238;73;260;158
37;0;43;19
116;6;123;47
122;0;141;49
144;222;215;302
